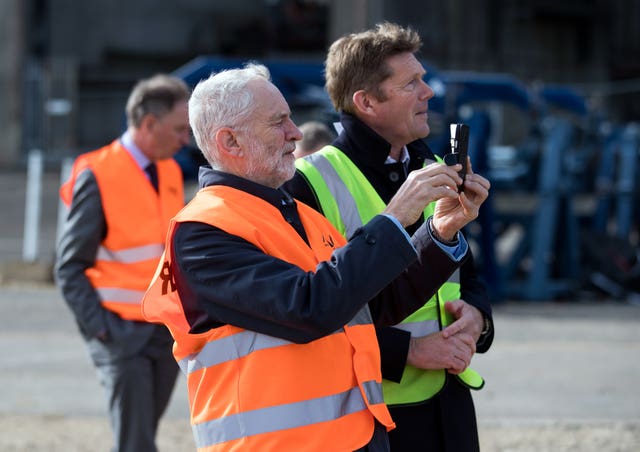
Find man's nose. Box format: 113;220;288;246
289;121;303;141
422;80;435;100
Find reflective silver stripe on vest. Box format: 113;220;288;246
361;379;385;405
191;385;368;448
96;287;145;304
178;307;376;375
393;319;440;337
448;269;460;284
96;243;164;263
305;153;363;239
178;331;298;375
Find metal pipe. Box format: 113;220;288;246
22;149;43;262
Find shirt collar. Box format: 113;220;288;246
120;130;151;170
384;146;410;165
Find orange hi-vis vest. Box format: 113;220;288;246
142;185;395;451
60;140;184;321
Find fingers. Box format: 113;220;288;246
458;175;489;218
463;174;491;197
387;164;463;227
441;317;466;339
412;162;463;189
446;334;476;373
444;300;464;319
456;332;477;354
407;330;476;371
447;358;467;374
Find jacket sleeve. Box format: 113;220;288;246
460;247;494;353
172;214;421;344
54;168;108;339
376;326;412;382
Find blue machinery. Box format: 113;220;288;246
173;57;640;301
435;73;639;301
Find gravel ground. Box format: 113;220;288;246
1;285;640;451
2;284;640;452
0;415;638;451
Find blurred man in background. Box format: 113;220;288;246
293;120;336;158
55;74;190;452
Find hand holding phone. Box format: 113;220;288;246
443;123;469;191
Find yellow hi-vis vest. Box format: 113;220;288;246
142;185;395;451
60;140;184;321
295;146;484;405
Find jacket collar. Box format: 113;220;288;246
334;113;434;172
197;165;293;210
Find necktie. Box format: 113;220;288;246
145;162;159;193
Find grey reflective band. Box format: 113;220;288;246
96;287;145;304
393;319;440;337
177;309;377;375
96;243;164;263
191;386;368;448
178;328;349;375
361;379;385;405
178;330;299;375
449;269;460;284
305;153;363;239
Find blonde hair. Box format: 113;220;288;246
325;22;422;114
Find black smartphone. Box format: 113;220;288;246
443;123;469;191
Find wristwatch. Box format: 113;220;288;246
480;315;491;336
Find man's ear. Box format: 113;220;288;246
215;127;243;157
352;90;376;117
139;114;157;133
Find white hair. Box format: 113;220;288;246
188;63;271;167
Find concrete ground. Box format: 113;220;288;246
1;284;638;451
1;169;639;451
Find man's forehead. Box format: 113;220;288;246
388;53;424;74
254;82;290;118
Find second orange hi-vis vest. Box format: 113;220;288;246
60;140;184;321
142;185;394;451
